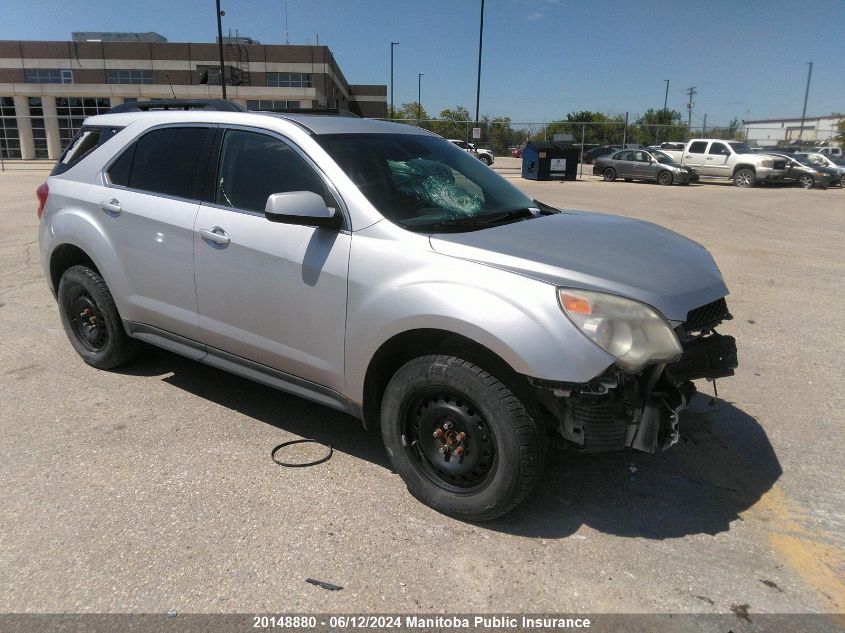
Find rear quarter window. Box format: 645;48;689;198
51;126;123;176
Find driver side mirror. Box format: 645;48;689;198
265;191;343;230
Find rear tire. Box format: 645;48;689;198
479;154;492;166
658;170;673;186
57;265;138;369
380;354;546;521
603;168;616;182
733;168;756;188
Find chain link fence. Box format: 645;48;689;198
1;108;839;171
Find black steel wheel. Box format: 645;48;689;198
57;265;138;369
401;389;497;494
603;167;616;182
658;170;673;186
380;354;546;521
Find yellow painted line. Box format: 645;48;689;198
745;485;845;621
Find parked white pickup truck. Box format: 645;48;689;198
662;139;788;187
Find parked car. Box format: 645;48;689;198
659;142;686;151
799;152;845;186
593;149;699;185
765;152;837;189
511;142;527;158
448;139;494;165
810;146;842;157
582;145;621;164
660;139;789;187
38;100;738;521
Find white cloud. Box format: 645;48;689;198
526;11;543;20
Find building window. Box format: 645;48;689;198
266;72;312;88
106;69;154;84
0;97;21;159
246;100;301;112
55;97;112;147
24;68;73;84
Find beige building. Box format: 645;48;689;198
0;32;387;159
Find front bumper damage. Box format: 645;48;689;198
532;300;738;453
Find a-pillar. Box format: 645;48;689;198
41;96;62;160
13;95;35;160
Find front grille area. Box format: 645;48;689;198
685;297;729;332
572;398;626;452
773;160;786;170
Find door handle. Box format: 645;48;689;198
199;227;231;246
100;199;122;216
705;157;713;160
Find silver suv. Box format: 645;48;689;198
38;101;738;520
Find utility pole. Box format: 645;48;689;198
390;41;399;119
798;62;813;140
474;0;485;125
663;79;669;111
685;86;697;136
702;113;707;135
215;0;227;98
417;73;424;123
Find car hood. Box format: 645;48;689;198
429;211;728;321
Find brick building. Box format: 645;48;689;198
0;32;387;159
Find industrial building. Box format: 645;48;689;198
0;32;387;159
743;114;843;146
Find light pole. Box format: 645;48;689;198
474;0;485;125
663;79;669;111
798;62;813;141
390;41;399;119
417;73;424;123
215;0;227;99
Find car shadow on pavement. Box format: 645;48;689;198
114;345;392;470
487;394;782;539
118;348;780;540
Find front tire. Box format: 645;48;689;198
733;168;757;188
658;170;673;186
603;167;616;182
57;265;138;369
380;354;545;521
797;174;814;189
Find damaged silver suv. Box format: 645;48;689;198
38;101;738;520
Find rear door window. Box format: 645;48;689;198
122;127;214;199
708;142;729;155
688;141;708;154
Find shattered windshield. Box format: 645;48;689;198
316;133;540;232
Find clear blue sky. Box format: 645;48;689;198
3;0;844;125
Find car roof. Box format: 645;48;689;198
82;109;433;137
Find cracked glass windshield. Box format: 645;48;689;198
316;133;542;232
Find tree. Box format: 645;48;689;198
630;108;686;145
391;101;429;123
836;118;845;146
429;106;472;139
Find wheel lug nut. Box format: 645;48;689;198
439;446;449;454
454;446;465;456
443;421;453;430
433;429;443;438
89;317;97;324
456;432;466;442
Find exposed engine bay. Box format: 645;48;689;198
533;297;738;453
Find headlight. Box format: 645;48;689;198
558;288;683;372
761;159;773;167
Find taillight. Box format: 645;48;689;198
36;182;49;219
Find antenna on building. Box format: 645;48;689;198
284;1;290;44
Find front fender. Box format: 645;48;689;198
344;224;614;403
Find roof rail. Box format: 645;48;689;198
106;99;247;114
265;107;360;118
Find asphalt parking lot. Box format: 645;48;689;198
1;160;844;623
